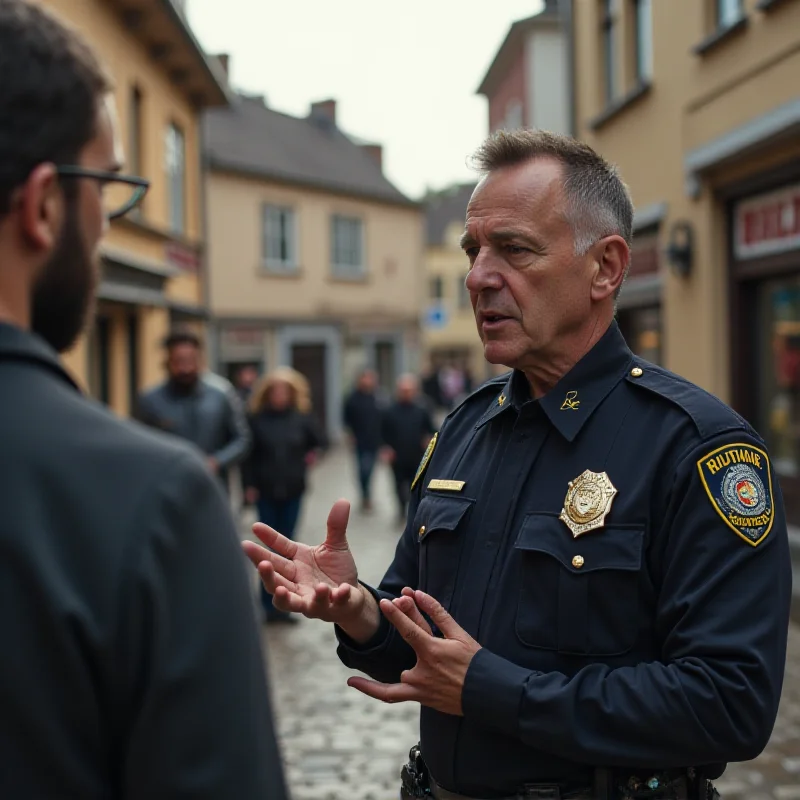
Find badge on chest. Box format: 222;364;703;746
559;469;618;538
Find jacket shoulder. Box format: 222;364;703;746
625;358;756;441
445;372;510;419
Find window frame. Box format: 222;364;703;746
261;204;298;273
330;214;366;279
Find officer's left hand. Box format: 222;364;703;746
347;589;481;716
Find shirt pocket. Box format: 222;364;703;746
514;513;644;657
413;494;474;610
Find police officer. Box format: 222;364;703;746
244;130;792;799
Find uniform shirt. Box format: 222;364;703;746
0;324;287;799
337;321;792;798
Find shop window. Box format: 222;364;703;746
757;277;800;479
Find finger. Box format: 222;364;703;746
272;585;308;614
392;595;433;637
252;522;299;559
242;540;272;569
347;676;420;705
309;582;333;612
413;590;462;639
379;598;432;652
257;561;298;594
325;499;351;551
330;583;352;606
248;547;297;582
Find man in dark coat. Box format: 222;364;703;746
343;368;384;512
382;374;437;523
0;3;287;797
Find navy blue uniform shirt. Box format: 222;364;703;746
337;322;792;797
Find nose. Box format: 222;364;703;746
465;250;504;294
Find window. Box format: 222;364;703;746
262;205;296;271
633;0;653;82
503;100;523;131
430;276;444;300
717;0;743;27
165;123;185;234
601;0;619;104
331;215;364;277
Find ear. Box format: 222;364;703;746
590;235;629;302
18;163;63;253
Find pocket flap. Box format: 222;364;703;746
514;513;644;573
414;494;474;541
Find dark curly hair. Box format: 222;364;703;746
0;0;113;215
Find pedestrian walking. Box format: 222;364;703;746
381;374;437;524
0;2;287;797
243;367;327;623
343;368;384;512
245;130;791;800
135;330;251;493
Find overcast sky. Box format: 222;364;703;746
185;0;544;200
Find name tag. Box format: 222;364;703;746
427;479;465;492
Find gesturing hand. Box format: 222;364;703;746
347;589;481;716
242;499;380;639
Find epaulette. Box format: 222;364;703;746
624;358;753;441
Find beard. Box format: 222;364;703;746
30;199;98;354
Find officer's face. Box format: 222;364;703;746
462;158;600;375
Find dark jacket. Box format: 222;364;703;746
338;322;792;797
0;323;287;799
382;400;436;469
244;408;327;501
135;374;251;487
343;388;383;451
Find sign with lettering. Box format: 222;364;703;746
734;183;800;260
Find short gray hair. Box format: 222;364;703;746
470;130;634;258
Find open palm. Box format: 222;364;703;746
243;499;365;625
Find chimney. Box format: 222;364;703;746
310;99;337;127
216;53;230;77
361;144;383;171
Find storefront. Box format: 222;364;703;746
728;166;800;525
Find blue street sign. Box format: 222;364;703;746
424;304;449;329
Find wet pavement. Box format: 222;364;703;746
241;446;800;800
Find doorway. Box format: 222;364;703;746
291;343;328;437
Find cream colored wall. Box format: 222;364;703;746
206;172;424;320
573;0;800;401
42;0;206;401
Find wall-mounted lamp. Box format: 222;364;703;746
665;220;694;277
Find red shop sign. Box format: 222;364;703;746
735;183;800;260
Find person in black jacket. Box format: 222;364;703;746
343;368;384;512
244;367;327;622
382;374;437;523
0;3;288;798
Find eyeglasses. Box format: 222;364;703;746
56;166;150;220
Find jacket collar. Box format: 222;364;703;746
477;321;633;442
0;323;80;392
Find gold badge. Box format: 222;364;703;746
497;393;506;406
411;433;437;491
427;479;465;492
560;390;580;411
559;470;618;538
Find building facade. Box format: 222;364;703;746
477;0;571;135
422;184;497;385
203;91;424;441
571;0;800;523
43;0;229;417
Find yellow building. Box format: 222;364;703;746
42;0;229;417
203;91;424;440
570;0;800;524
422;184;497;384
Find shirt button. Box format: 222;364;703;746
630;367;643;378
572;555;585;568
418;525;426;537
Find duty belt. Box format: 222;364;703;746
399;745;721;800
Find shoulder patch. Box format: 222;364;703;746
697;442;774;546
411;432;438;491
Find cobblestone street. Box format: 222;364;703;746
243;447;800;800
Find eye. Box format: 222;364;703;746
505;244;529;256
465;246;480;260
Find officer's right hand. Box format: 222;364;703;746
242;499;380;640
